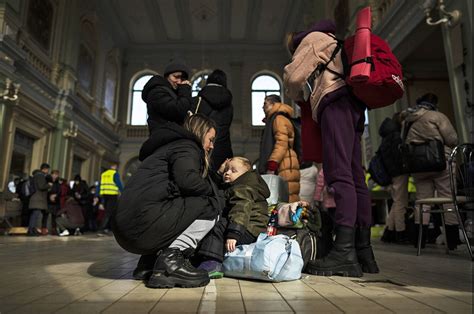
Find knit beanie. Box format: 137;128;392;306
164;59;190;79
292;20;337;51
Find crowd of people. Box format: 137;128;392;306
6;163;123;237
6;19;462;290
113;19;461;289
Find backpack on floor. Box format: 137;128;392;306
310;7;404;109
278;227;317;272
222;233;304;282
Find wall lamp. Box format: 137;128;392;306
63;121;79;138
1;78;20;101
420;0;461;27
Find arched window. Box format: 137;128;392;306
26;0;54;51
251;74;281;126
103;52;119;117
77;20;97;95
191;70;212;97
129;74;153;125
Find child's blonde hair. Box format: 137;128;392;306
230;157;252;171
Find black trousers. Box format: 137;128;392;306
196;217;257;262
99;195;118;231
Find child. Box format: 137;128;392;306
195;157;270;278
314;168;336;258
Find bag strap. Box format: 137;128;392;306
195;97;202;114
307;35;345;86
402;121;414;142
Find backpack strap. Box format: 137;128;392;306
402;121;414;142
307;36;345;86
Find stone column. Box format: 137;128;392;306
441;23;470;143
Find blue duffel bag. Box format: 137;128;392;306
222;233;304;282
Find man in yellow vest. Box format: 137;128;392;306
97;164;123;235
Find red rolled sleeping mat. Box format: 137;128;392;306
349;6;372;83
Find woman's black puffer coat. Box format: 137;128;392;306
194;84;233;171
378;117;404;178
141;75;193;131
113;122;221;255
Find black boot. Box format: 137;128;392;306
146;248;210;289
133;254;157;281
413;224;427;249
445;225;459;250
380;228;395;243
355;227;379;273
306;225;363;277
395;230;409;244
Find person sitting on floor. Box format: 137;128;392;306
56;198;85;237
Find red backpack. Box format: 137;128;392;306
344;34;405;109
314;7;404;109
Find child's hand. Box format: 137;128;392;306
218;159;231;175
226;239;237;252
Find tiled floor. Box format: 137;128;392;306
0;234;472;313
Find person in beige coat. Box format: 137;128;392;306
404;93;459;249
258;95;300;202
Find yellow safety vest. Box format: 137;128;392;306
408;176;417;193
100;169;119;195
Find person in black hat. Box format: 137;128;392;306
141;58;193;133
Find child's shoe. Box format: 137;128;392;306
198;260;224;279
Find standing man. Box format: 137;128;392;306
27;163;52;236
46;170;61;235
97;164;123;235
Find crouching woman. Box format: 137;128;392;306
112;114;223;289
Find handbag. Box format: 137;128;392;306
401;139;446;173
401;121;446;174
195;97;202;114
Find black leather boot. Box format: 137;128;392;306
133;254;157;281
413;224;427;249
146;248;210;289
355;227;380;273
306;225;363;277
395;230;409;244
381;228;395;243
445;225;459;250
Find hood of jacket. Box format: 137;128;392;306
198;85;232;110
404;107;429;124
266;102;294;120
231;170;270;199
139;121;201;161
141;75;174;102
378;117;401;138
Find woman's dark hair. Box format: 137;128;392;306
265;94;282;104
207;69;227;87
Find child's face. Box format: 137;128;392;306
223;160;248;183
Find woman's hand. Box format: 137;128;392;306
180;80;192;86
226;239;237;252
